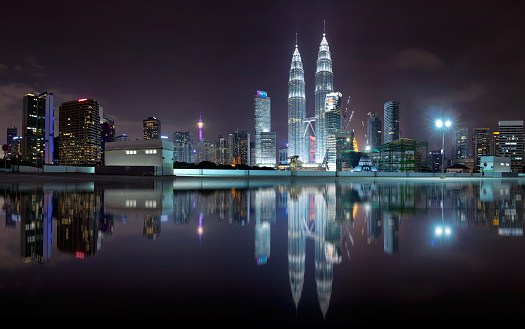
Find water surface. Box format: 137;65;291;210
1;176;524;325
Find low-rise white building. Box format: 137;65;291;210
480;156;511;173
104;139;173;175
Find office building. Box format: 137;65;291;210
104;139;174;175
429;150;442;172
452;127;469;164
59;98;102;166
383;101;400;144
325;92;342;171
143;117;161;140
215;135;229;165
173;131;194;164
229;130;250;166
6;125;17;158
288;40;307;162
196;138;212;164
315;32;334;163
472;128;492;172
497;121;524;173
259;132;276;166
11;136;22;157
254;90;275;165
367;112;382;151
22;92;54;166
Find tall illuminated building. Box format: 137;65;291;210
452;127;469;164
143;117;161;140
229;130;250;166
472;128;492;172
6;125;17;158
173;131;194;163
288;38;307;162
315;32;334;163
22;92;54;166
367;112;382;151
383;101;399;144
254;90;275;165
59;98;102;166
325;92;342;171
215;135;229;165
497;121;524;173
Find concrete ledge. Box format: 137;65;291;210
44;165;94;174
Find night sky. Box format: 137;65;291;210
1;0;524;153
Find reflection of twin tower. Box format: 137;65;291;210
288;29;338;164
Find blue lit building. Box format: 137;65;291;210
288;40;307;163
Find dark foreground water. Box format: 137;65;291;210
1;176;524;325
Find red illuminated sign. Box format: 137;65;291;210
78;98;88;102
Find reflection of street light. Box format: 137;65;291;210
436;119;452;179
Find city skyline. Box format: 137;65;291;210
1;1;525;153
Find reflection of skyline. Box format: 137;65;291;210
1;178;524;323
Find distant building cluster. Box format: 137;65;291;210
2;30;524;173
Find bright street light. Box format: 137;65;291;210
435;119;452;179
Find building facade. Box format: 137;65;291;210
315;33;334;163
22;92;54;166
229;130;250;166
472;128;492;172
383;101;400;144
173;131;194;164
259;132;276;166
288;41;307;162
497;120;524;173
254;90;274;165
452;127;469;164
367;112;382;151
7;125;17;158
325;92;342;171
59;98;102;166
143;117;161;140
215;135;229;165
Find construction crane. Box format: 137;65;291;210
342;95;355;130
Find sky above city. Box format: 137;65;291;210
1;0;524;152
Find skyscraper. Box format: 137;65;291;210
143;117;161;140
452;127;469;164
229;130;250;166
472;128;492;172
288;39;306;162
22;92;54;166
6;125;17;158
173;131;194;164
254;90;275;165
497;121;524;173
367;112;382;151
59;98;102;166
215;135;229;165
315;32;334;163
325;92;342;171
383;101;400;144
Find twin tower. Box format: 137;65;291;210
288;31;334;164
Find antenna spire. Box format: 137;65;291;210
295;32;298;46
324;20;326;33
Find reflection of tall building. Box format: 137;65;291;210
498;182;524;236
143;214;161;239
383;210;399;254
57;191;101;258
20;190;53;263
229;189;250;225
366;203;382;244
254;188;276;265
287;189;306;311
315;187;333;318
